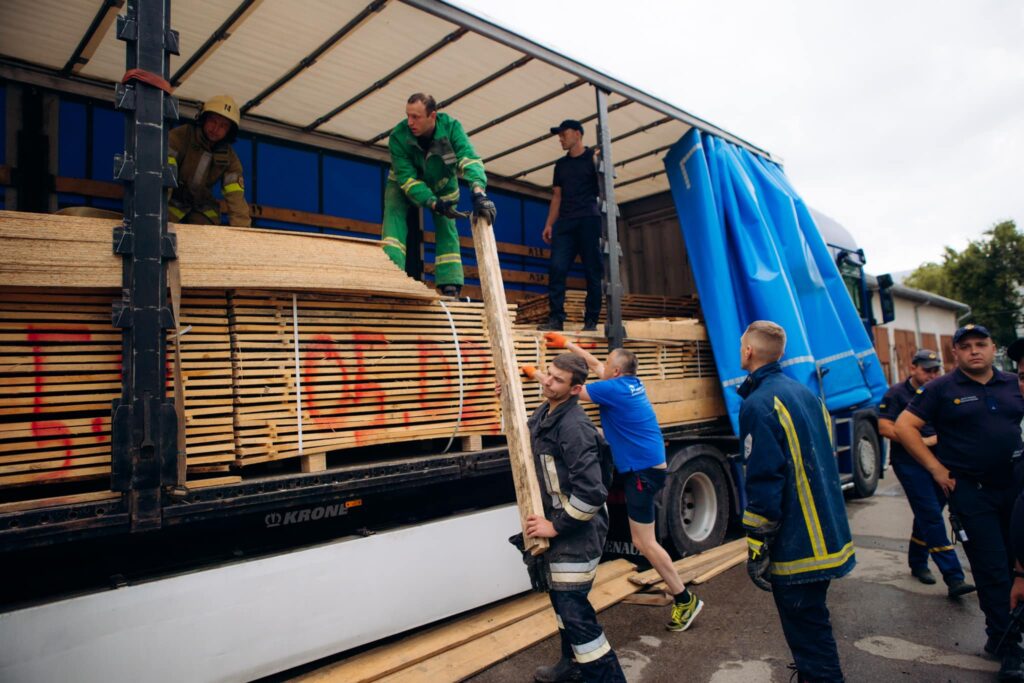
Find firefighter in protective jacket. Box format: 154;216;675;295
168;94;251;227
522;353;624;682
737;321;854;683
384;93;496;297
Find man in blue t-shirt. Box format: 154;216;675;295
522;331;704;633
539;119;603;332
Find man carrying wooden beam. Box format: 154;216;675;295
168;95;251;227
517;353;625;682
383;93;496;297
527;332;705;633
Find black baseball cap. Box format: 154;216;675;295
952;323;991;344
1007;338;1024;364
550;119;583;135
911;349;942;369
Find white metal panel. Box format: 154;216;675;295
0;0;98;70
256;2;456;129
171;0;370;112
79;0;242;85
616;175;671;203
0;505;529;683
319;32;524;143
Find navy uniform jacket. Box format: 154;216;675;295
879;379;936;463
528;395;609;591
905;368;1024;482
738;362;856;585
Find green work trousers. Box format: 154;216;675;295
382;181;464;287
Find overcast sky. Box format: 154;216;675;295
459;0;1024;275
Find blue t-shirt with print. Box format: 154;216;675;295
586;375;666;472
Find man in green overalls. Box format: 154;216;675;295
383;93;497;297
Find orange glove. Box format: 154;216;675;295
544;331;568;348
521;365;538;380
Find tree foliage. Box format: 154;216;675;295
903;220;1024;346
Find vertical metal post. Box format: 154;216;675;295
110;0;180;531
595;87;625;349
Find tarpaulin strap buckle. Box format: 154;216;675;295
122;68;174;94
439;299;465;454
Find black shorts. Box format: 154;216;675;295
623;467;667;524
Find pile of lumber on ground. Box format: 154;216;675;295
295;539;746;682
514;291;701;325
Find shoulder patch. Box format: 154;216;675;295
744;433;753;458
915;388;924;394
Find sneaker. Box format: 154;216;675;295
947;579;977;598
666;593;703;632
538;319;563;331
911;567;936;585
534;657;582;682
999;648;1024;681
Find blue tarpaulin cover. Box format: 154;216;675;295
663;129;887;433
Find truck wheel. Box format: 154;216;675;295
666;457;729;556
851;419;881;498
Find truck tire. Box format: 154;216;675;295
666;457;729;556
851;419;881;498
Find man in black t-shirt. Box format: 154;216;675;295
540;119;603;332
895;325;1024;679
878;349;973;596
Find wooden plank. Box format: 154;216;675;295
620;591;674;607
690;550;747;585
624;318;707;341
471;215;548;556
629;539;746;587
296;560;636;683
0;490;118;514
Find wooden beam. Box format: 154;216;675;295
471;214;548;556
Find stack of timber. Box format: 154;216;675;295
513;324;725;428
514;291;701;325
0;288;234;490
294;541;747;682
230;293;505;469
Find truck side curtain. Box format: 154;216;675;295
663;129;887;433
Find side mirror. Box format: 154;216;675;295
877;273;895;324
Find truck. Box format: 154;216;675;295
0;1;896;679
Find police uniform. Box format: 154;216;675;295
878;351;967;587
384;112;487;289
528;395;624;682
905;327;1024;654
168;95;250;227
739;361;854;682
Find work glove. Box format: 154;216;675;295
509;533;550;592
543;331;568;348
431;198;465;220
746;532;773;592
472;191;497;224
521;365;538;380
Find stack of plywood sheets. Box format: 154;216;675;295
0;289;235;490
230;293;506;466
513;329;725;428
514;291;701;325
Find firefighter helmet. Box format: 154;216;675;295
200;95;240;128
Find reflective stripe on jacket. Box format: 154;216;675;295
738;362;855;585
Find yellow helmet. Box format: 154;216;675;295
200;95;240;127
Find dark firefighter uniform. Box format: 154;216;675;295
528;395;624;682
879;368;967;587
384;113;487;287
168;95;251;227
739;362;855;683
906;362;1024;655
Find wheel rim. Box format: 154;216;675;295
680;472;717;542
857;437;877;479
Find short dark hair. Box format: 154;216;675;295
407;92;437;114
551;353;588;386
609;348;638;376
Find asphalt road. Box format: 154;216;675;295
469;477;999;682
